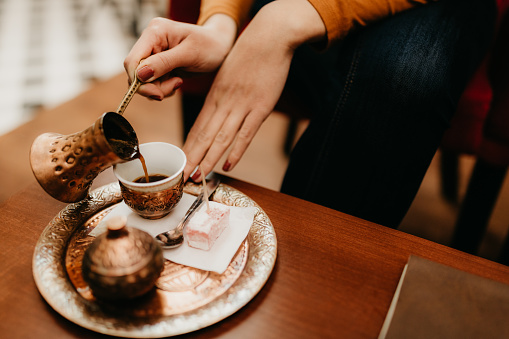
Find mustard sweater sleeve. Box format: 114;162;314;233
197;0;254;29
308;0;437;47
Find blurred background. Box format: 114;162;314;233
0;0;508;263
0;0;167;135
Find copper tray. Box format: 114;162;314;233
32;182;277;338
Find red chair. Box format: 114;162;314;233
443;1;509;264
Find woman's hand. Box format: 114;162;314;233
183;0;326;181
124;14;237;100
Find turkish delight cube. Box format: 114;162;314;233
185;201;230;250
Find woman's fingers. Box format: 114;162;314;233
124;18;173;79
195;109;248;179
182;100;269;182
224;109;266;170
135;41;197;83
182;101;226;180
124;16;236;99
136;74;183;99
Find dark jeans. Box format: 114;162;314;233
275;0;496;228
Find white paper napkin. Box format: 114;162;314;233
90;193;256;274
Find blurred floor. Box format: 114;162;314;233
399;152;509;262
0;0;508;264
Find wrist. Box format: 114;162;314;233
256;0;326;50
202;13;237;51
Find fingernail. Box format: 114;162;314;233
174;80;183;91
222;160;231;172
149;95;162;101
191;168;201;182
137;65;154;82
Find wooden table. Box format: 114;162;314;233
3;180;509;339
2;75;509;338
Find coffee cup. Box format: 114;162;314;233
113;142;186;219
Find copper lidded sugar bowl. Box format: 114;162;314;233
82;216;164;300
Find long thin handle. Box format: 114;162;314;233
171;177;220;234
171;192;205;236
116;76;141;115
180;193;205;227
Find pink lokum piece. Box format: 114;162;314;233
185;201;230;250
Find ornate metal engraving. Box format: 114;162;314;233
33;182;277;337
119;174;184;219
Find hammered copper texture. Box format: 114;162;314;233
29;112;138;203
33;182;277;338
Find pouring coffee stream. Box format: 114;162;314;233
29;75;153;202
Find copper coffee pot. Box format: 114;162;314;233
29;111;140;202
30;75;143;202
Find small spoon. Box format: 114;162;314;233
116;75;141;115
155;177;221;249
154;193;203;249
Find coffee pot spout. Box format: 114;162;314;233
29;112;140;203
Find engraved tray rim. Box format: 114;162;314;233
32;182;277;338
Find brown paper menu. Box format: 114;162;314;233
378;255;509;339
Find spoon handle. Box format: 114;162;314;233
176;176;221;233
116;76;141;115
176;192;205;233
